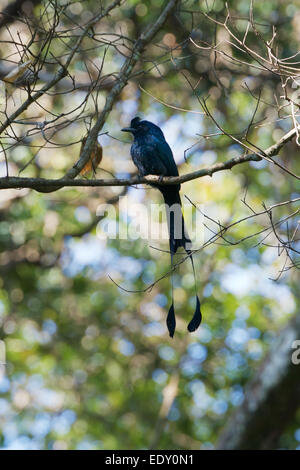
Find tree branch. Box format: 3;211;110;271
0;0;41;29
66;0;181;180
0;0;122;137
0;125;297;191
217;313;300;450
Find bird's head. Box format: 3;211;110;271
122;117;165;140
121;116;150;136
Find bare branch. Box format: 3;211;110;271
0;123;297;191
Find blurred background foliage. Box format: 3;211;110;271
0;0;299;450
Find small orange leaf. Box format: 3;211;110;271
79;137;103;176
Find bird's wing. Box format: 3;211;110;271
154;137;179;177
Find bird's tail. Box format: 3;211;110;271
160;187;202;338
160;187;191;255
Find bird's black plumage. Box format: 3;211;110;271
122;117;202;336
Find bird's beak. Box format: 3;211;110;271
121;127;135;133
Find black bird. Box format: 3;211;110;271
122;117;202;337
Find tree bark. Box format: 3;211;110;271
217;313;300;449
